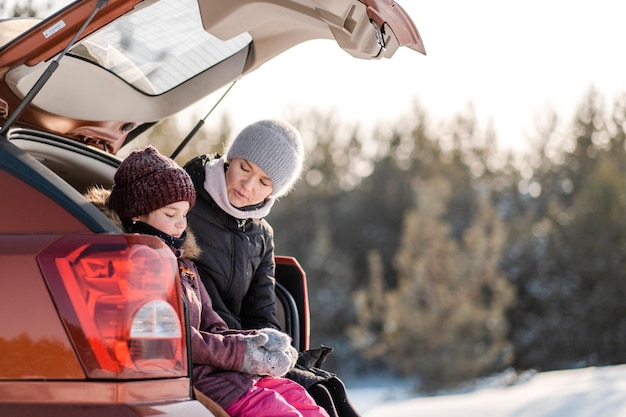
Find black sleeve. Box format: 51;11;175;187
240;230;280;330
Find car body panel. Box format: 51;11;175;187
0;137;121;231
2;398;214;417
0;169;90;233
0;378;190;403
0;235;84;379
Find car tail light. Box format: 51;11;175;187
38;234;187;379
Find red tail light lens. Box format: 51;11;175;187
38;234;187;379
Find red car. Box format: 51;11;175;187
0;1;424;415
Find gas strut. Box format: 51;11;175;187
169;79;237;160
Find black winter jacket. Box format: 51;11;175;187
184;154;281;331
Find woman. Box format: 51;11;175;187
184;119;361;417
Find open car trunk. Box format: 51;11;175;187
0;0;424;154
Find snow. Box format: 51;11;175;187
347;365;626;417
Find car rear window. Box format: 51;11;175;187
68;0;252;95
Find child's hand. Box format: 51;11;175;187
257;328;292;351
285;344;299;369
241;334;296;377
244;332;269;350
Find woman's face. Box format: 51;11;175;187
225;158;273;208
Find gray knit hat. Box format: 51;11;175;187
226;119;304;197
108;146;196;220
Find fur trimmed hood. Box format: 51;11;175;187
84;186;202;260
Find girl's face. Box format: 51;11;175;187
225;158;273;208
133;200;190;238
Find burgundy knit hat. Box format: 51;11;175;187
108;146;196;220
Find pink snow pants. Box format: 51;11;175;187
225;376;330;417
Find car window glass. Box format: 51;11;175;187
68;0;251;95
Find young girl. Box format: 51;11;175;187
86;145;329;417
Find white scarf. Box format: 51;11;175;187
203;157;274;220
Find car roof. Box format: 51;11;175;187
0;0;425;154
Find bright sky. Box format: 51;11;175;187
195;0;626;154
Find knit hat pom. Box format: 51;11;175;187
108;146;196;220
226;119;304;197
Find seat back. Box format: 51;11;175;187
274;256;310;352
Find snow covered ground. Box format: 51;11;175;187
347;364;626;417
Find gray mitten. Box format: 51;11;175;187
258;328;292;351
285;344;299;369
244;332;269;351
241;335;295;377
